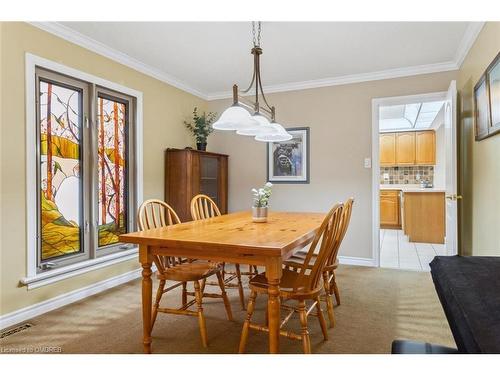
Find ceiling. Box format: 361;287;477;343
36;22;484;100
379;101;444;131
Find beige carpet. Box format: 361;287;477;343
0;265;455;354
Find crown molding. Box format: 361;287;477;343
454;22;485;68
29;22;209;100
206;60;459;100
29;22;484;103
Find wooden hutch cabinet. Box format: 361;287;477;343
165;148;228;222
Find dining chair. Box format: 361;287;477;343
238;203;345;354
283;197;354;327
190;194;258;310
138;199;233;347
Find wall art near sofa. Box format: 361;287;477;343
267;127;310;183
487;52;500;135
474;51;500;141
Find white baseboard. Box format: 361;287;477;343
0;268;144;330
338;256;377;267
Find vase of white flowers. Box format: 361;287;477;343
252;182;272;223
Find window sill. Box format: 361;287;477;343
20;248;139;290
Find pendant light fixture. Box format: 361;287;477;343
212;22;292;142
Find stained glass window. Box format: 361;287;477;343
39;80;82;260
35;66;136;272
97;96;128;247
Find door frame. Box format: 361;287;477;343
371;91;447;267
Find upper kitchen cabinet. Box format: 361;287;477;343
379;130;436;166
380;133;396;166
415;130;436;165
395;132;415;165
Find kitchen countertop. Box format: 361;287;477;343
380;184;446;193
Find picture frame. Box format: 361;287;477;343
474;51;500;141
267;127;310;184
486;52;500;136
474;74;491;141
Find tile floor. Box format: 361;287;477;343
379;229;447;271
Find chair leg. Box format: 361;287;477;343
182;282;187;306
235;264;246;310
265;305;269;327
194;280;208;348
200;278;206;294
298;300;311;354
331;272;341;305
151;280;165;330
323;272;335;328
315;297;328;341
216;271;234;321
239;290;257;354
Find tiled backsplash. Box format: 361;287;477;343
380;166;434;185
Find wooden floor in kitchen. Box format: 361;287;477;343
380;229;447;271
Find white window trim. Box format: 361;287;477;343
23;53;143;288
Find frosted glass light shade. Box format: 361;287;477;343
255;122;293;142
236;114;277;136
212;105;258;131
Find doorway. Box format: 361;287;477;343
371;82;458;271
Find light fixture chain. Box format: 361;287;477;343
252;21;262;47
252;21;257;46
257;21;261;47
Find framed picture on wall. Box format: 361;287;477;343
267;127;310;183
487;52;500;135
473;74;491;141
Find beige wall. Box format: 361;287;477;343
208;71;457;259
0;22;206;315
457;22;500;256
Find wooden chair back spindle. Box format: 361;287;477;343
295;203;344;293
138;199;182;271
326;197;354;267
190;194;221;220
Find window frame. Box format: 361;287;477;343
24;53;143;288
35;69;92;268
94;87;137;258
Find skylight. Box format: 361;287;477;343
379;100;444;131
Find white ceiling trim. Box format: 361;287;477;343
29;22;209;100
206;60;459;100
208;23;485;101
29;21;485;102
454;22;485;68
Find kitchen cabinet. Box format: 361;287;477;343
395;132;416;165
379;130;435;166
415;131;436;165
403;192;445;243
165;148;228;222
380;190;401;229
380;133;396;166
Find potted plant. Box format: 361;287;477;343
184;107;217;151
251;182;273;223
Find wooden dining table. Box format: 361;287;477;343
119;210;325;354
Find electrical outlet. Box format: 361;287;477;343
383;173;389;180
416;174;420;181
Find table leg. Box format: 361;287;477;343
140;245;153;354
266;257;282;354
